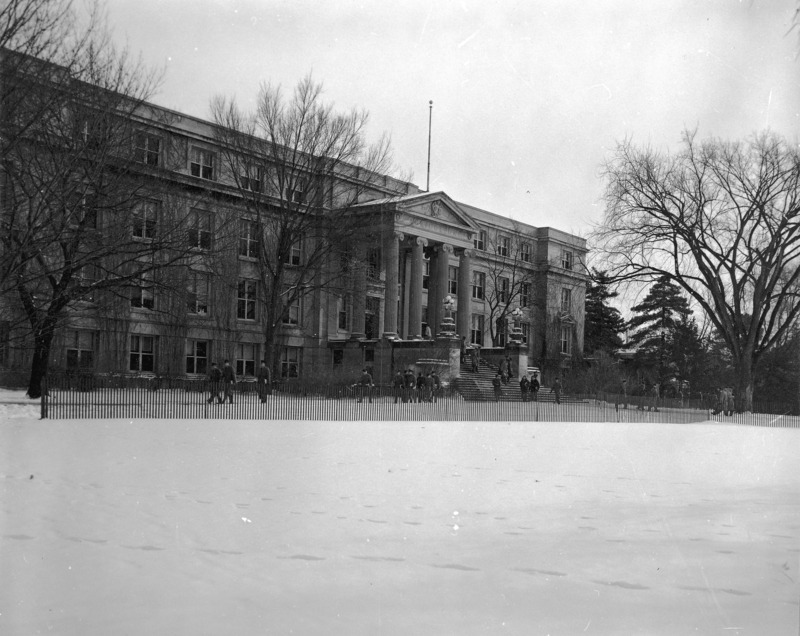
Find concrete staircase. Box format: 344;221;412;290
454;360;581;403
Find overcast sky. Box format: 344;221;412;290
104;0;800;240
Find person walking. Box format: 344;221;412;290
357;368;373;403
207;362;222;404
617;378;628;410
470;346;479;373
492;372;503;402
519;374;530;402
505;355;514;382
431;370;441;403
416;372;426;403
221;359;236;404
393;369;404;404
256;360;271;403
404;369;415;404
551;376;562;405
530;373;540;402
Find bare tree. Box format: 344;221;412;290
482;225;537;346
209;76;395;375
593;130;800;411
0;7;201;397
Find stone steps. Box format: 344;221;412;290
455;361;582;403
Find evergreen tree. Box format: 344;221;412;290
628;275;692;385
584;269;625;354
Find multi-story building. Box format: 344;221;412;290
0;57;587;389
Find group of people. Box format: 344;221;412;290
391;368;442;404
492;371;549;402
207;359;272;404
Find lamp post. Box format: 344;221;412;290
510;307;523;343
439;294;456;336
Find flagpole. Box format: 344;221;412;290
426;100;433;192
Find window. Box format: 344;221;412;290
470;314;484;346
283;288;299;325
240;164;262;192
237;280;257;320
71;194;97;229
135;132;160;166
496;318;507;348
285;241;302;267
520;282;531;308
422;256;430;290
338;295;350;331
365;296;380;340
474;230;486;251
131;272;154;310
239;219;259;258
521;321;530;345
190;147;214;180
286;177;306;204
66;330;95;370
186;339;208;375
521;242;532;263
130;335;155;372
280;346;301;379
561;288;572;313
77;264;99;302
366;247;380;280
236;343;256;377
448;266;458;295
132;201;157;240
189;210;211;250
187;271;209;315
498;277;510;303
332;349;344;366
560;325;572;355
497;236;510;257
561;249;574;270
472;271;485;300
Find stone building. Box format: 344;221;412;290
0;66;587;389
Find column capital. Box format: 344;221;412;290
457;247;474;260
393;231;406;242
438;243;454;256
413;236;428;248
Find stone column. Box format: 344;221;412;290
433;244;452;332
350;244;366;339
382;231;403;338
408;236;427;339
457;248;473;339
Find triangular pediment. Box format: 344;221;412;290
397;192;479;231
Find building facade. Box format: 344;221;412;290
0;71;587;388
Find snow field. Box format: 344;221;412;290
1;414;798;635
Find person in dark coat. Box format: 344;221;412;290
393;370;405;404
431;371;441;403
416;372;426;403
221;359;236;404
357;368;373;403
492;372;503;402
530;373;540;402
505;355;514;382
207;362;222;404
404;369;415;404
460;337;467;363
257;360;271;403
551;377;562;405
519;374;530;402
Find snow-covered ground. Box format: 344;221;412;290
1;397;798;634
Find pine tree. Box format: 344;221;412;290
584;269;625;354
628;275;692;385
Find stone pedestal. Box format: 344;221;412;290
505;340;528;380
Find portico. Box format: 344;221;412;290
359;192;479;341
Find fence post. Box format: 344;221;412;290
41;376;48;419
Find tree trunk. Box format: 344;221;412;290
733;354;754;413
27;321;57;399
